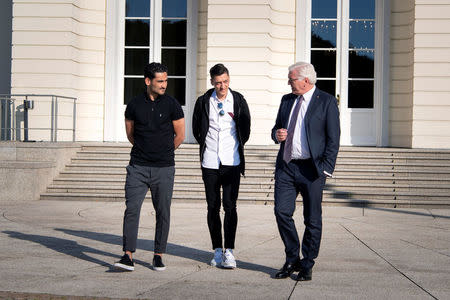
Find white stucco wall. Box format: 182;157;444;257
11;0;106;141
196;0;208;96
389;0;414;147
412;0;450;148
205;0;295;145
390;0;450;149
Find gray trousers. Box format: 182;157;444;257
122;164;175;254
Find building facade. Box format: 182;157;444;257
2;0;450;148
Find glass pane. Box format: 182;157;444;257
312;0;337;18
348;80;374;108
311;20;336;48
162;20;187;47
316;80;335;96
166;78;186;106
311;50;336;78
349;21;374;48
349;50;374;78
162;49;186;76
350;0;375;19
124;78;145;105
125;20;150;46
126;0;150;17
125;49;149;75
163;0;187;18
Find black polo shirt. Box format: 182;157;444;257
125;92;184;167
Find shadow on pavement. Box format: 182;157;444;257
3;229;277;276
364;207;450;219
324;186;450;219
2;230;130;269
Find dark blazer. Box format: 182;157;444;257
271;87;340;178
192;88;251;176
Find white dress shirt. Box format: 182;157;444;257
202;90;240;169
287;86;316;160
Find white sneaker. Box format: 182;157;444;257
210;248;223;267
222;248;236;269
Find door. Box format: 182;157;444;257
105;0;197;142
298;0;384;146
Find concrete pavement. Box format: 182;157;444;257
0;200;449;299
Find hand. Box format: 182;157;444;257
276;128;288;142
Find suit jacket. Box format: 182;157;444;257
192;88;251;176
271;87;340;178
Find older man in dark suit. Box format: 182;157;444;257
271;62;340;281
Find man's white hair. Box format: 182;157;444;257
288;62;317;85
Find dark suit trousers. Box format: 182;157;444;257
274;159;326;270
201;165;241;250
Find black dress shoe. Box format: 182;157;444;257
274;260;301;279
296;268;312;281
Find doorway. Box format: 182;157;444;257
296;0;389;146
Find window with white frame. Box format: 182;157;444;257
296;0;391;146
307;0;376;108
347;0;375;108
124;0;188;105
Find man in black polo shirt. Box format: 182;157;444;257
114;62;185;272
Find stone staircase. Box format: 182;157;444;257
40;143;450;207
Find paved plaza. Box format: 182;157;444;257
0;200;449;299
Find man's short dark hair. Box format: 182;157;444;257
144;62;168;80
209;63;229;78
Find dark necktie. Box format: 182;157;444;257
283;96;304;163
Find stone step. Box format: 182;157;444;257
72;157;450;169
47;182;450;195
53;176;450;187
73;149;450;163
39;191;450;207
75;150;450;160
53;177;273;184
48;178;450;189
70;155;450;168
69;158;276;167
80;144;450;156
41;143;450;207
76;151;277;157
62;164;450;177
56;170;278;180
56;168;450;180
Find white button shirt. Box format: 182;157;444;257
201;90;240;169
287;86;316;160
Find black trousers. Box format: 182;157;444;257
201;165;241;250
274;159;326;270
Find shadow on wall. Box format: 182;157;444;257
0;100;28;141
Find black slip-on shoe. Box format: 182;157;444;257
114;254;134;271
152;255;166;271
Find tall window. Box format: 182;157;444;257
124;0;187;105
348;0;375;108
297;0;388;145
311;0;375;109
311;0;338;96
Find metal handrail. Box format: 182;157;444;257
0;94;77;142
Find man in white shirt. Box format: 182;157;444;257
192;64;251;269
